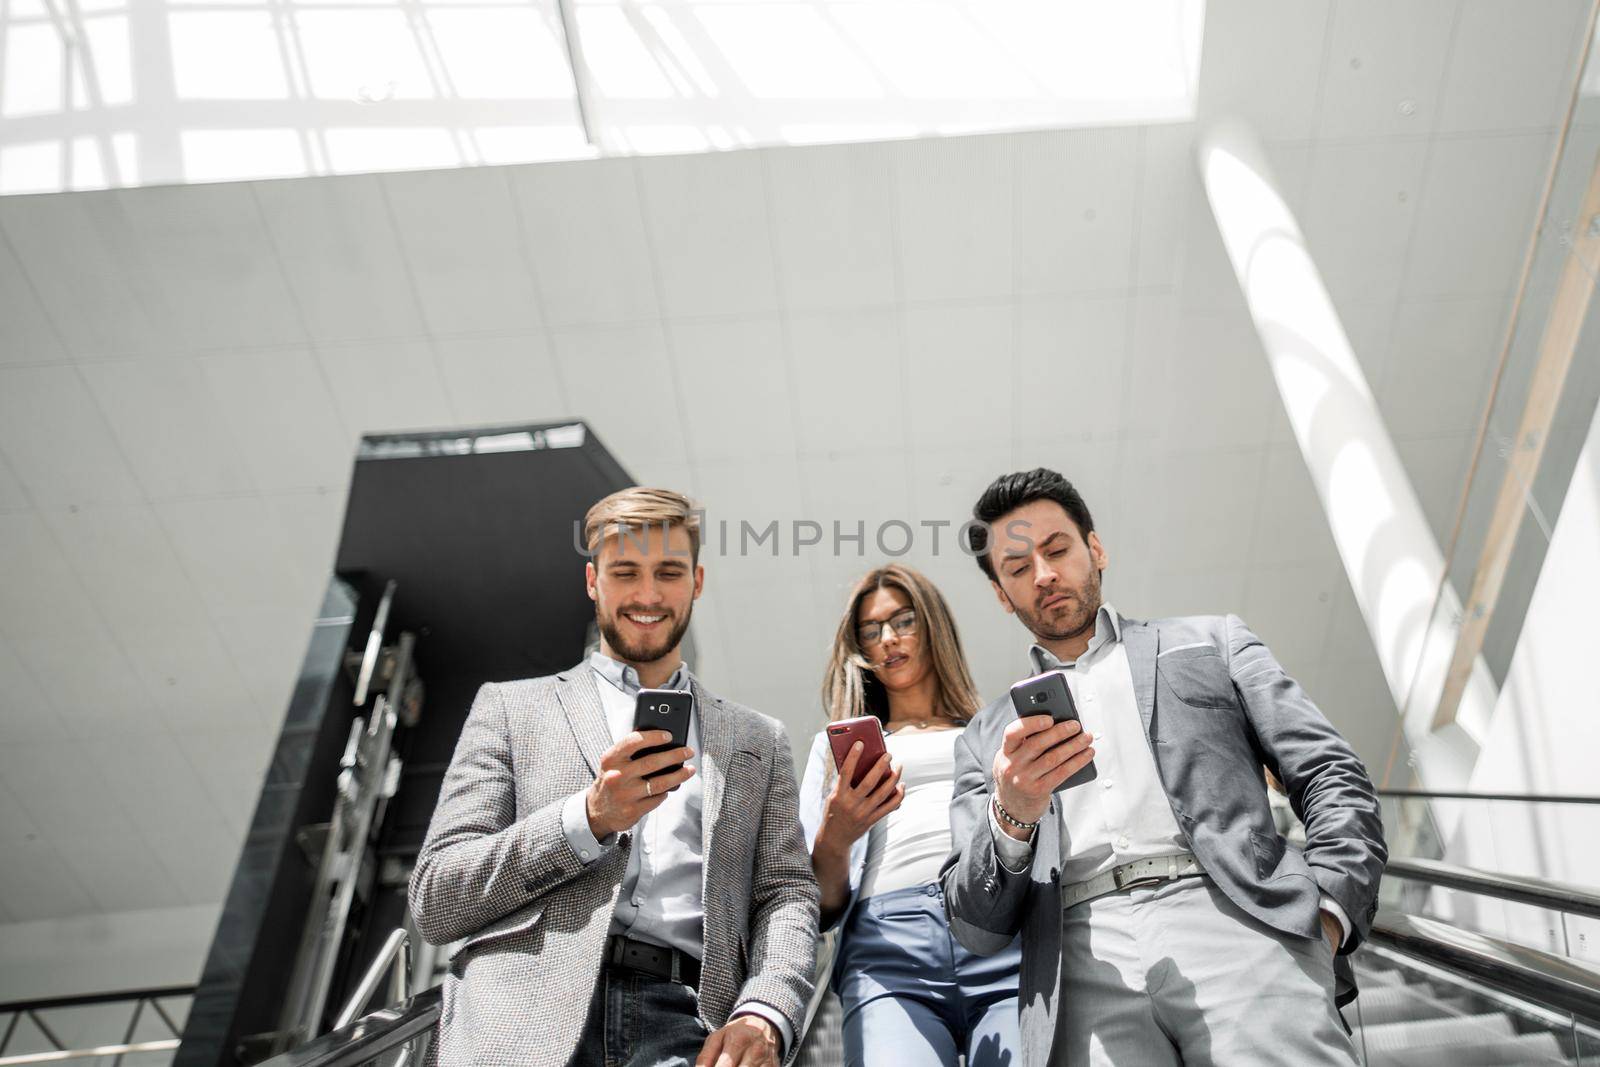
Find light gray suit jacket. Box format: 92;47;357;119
940;614;1386;1067
409;664;820;1066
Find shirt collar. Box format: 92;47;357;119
1028;603;1122;674
588;648;691;697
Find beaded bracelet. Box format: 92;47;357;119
992;796;1039;832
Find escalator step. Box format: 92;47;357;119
1360;1030;1569;1066
1353;1012;1514;1052
1351;987;1456;1025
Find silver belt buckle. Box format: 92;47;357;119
1112;863;1160;892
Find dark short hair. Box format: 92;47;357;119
966;468;1096;581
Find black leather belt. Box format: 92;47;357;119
605;934;702;988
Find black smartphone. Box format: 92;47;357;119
632;688;693;779
1008;672;1097;790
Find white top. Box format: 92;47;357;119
856;727;961;899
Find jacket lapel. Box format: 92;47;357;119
554;662;613;777
1122;622;1158;740
693;676;732;862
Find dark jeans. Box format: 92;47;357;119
566;967;710;1067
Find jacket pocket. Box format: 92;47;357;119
453;902;545;959
1156;645;1235;710
1250;829;1288;881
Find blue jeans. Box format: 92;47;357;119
834;883;1023;1067
566;967;710;1067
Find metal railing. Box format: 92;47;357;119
255;988;441;1067
0;986;193;1066
1377;788;1600;806
1387;856;1600;921
1368;910;1600;1021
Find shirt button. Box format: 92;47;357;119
632;896;642;906
580;850;591;860
1101;779;1113;790
1084;692;1096;703
1116;835;1130;850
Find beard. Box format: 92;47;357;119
596;602;693;667
1011;566;1103;644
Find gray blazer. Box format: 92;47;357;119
939;614;1386;1067
409;664;820;1066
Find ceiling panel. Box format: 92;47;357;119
1012;127;1140;296
671;317;796;462
1314;0;1456;140
0;633;68;745
765;143;899;313
0;365;147;508
79;357;260;500
785;308;907;459
381;167;547;338
433;331;572;430
0;837;96;920
1402;132;1554;299
903;303;1014;452
110;183;306;353
316;339;459;439
637;150;782;320
1250;445;1341;568
1381;296;1509;439
1195;0;1328;141
893;136;1013;304
198;347;355;492
1135;123;1195;290
551;323;688;466
0;195;166;358
1014;294;1130;446
0;232;66;364
252;176;423;343
511;158;661;328
1301;139;1430;310
1435;0;1589;135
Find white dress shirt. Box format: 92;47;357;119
988;605;1350;942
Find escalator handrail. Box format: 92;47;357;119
1377;788;1600;805
254;986;441;1067
1370;909;1600;1020
1387;856;1600;920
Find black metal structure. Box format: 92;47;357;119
177;420;634;1066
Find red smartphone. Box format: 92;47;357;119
826;716;888;788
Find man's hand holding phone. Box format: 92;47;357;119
991;716;1095;841
585;730;696;840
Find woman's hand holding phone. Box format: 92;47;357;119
814;742;904;859
584;730;696;840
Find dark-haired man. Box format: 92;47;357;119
940;468;1385;1066
410;487;819;1067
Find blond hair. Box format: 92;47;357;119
583;487;702;564
821;564;982;728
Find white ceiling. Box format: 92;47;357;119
0;0;1591;931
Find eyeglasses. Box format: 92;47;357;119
857;608;918;647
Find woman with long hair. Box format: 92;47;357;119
796;564;1023;1067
